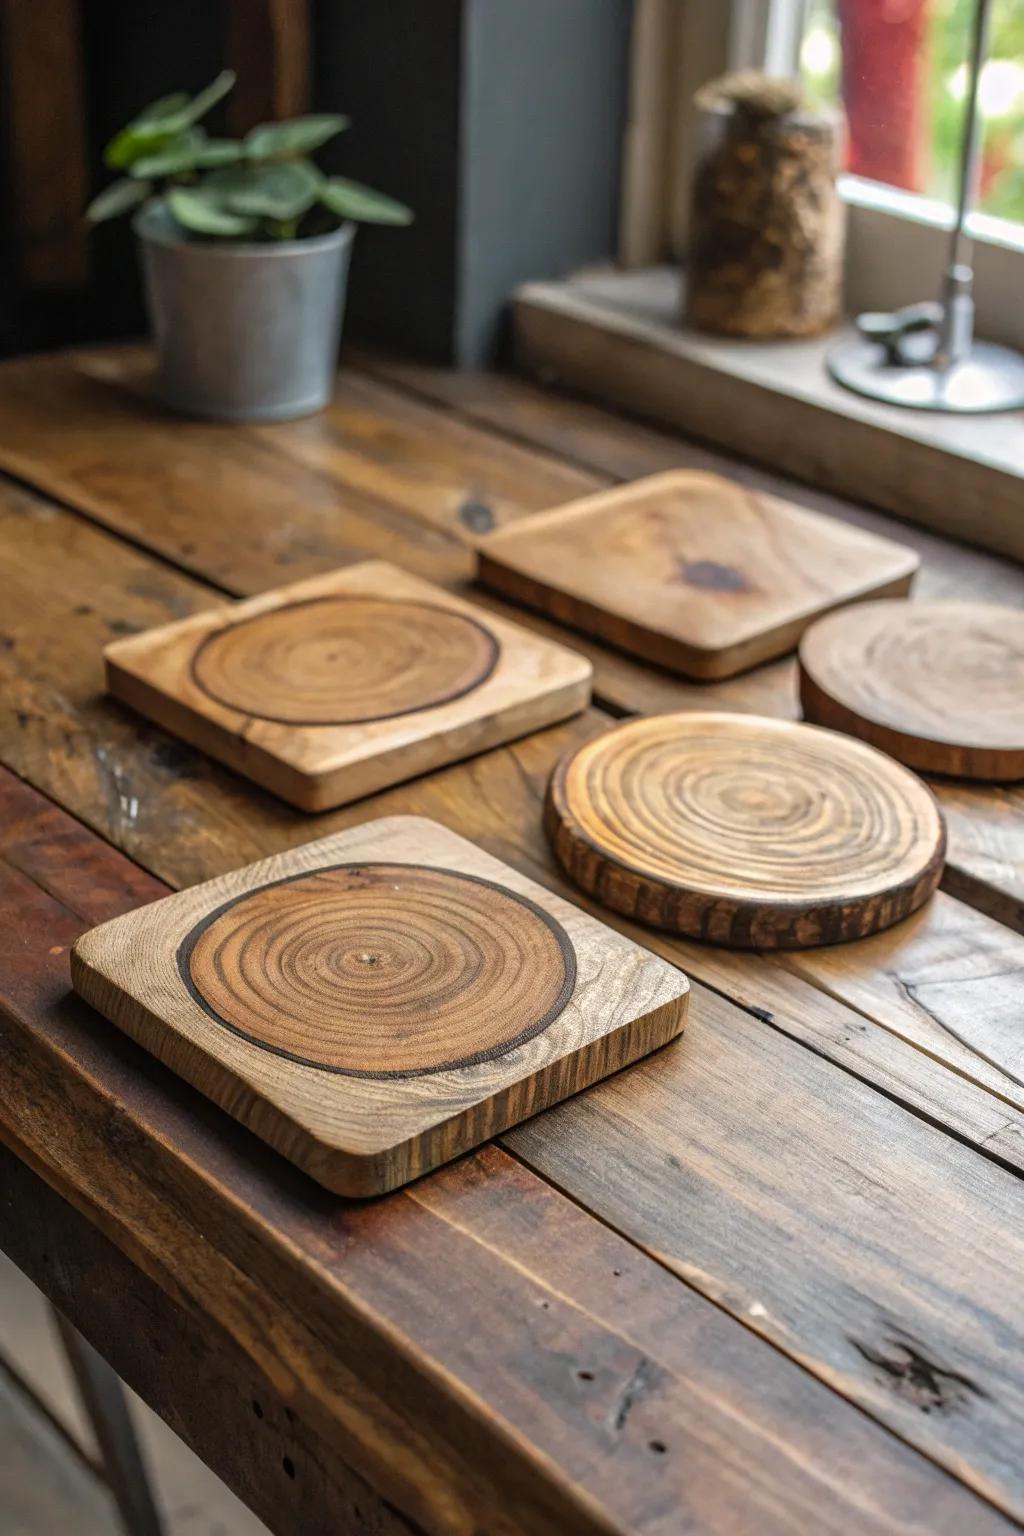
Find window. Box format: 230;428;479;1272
619;0;1024;347
800;0;1024;225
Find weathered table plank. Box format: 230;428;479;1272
4;496;1024;1518
3;773;996;1536
786;892;1024;1104
0;348;592;590
507;984;1024;1518
3;349;1024;1530
590;891;1024;1158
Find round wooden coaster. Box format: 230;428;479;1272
799;600;1024;781
179;863;576;1078
545;712;945;949
190;596;499;725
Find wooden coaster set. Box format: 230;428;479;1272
545;712;945;949
72;817;688;1195
73;469;1019;1192
478;470;918;678
799;599;1024;781
105;560;592;811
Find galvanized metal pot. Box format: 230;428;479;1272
134;204;354;422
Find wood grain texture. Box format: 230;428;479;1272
6;778;995;1536
71;815;687;1195
5;542;1021;1171
547;711;945;948
190;595;498;725
106;561;591;811
182;862;576;1076
5;681;1024;1524
2;478;1013;1155
800;600;1024;782
0;402;1020;940
354;343;1024;609
635;926;1024;1178
0;345;1014;653
479;471;917;679
0;487;599;889
23;598;1023;1153
939;781;1024;932
0;348;593;593
506;976;1024;1522
786;890;1024;1111
6;480;1018;1155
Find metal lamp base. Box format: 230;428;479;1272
828;337;1024;413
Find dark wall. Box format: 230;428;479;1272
0;0;628;364
315;0;463;361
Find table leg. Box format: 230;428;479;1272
52;1307;166;1536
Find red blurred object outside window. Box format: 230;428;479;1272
801;0;1024;222
838;0;930;190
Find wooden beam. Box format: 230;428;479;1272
0;0;90;288
225;0;311;133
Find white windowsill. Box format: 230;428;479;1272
514;265;1024;563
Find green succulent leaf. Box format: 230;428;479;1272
216;160;323;221
166;186;256;237
129;129;206;178
104;71;236;170
319;177;413;226
130;127;243;179
194;138;244;169
245;114;349;161
105;121;179;171
86;177;152;223
137;91;191;122
184;69;236;125
201;165;251;195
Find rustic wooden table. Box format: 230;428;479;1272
1;343;1023;1536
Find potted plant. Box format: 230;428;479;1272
87;71;412;422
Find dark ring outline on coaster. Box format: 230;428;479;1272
189;596;502;727
176;861;578;1079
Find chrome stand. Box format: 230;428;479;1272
828;0;1024;414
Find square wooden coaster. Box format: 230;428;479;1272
105;561;592;810
71;816;689;1196
477;471;919;679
